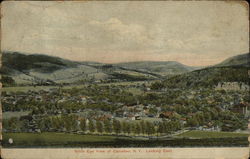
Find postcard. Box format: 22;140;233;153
0;1;249;159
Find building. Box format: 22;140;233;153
231;102;250;117
215;82;249;91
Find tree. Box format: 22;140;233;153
131;123;136;135
88;120;95;133
145;121;155;136
204;112;212;121
38;117;51;132
195;113;205;125
210;108;219;120
20;119;30;132
62;115;78;132
135;123;141;135
51;116;63;131
1;76;15;86
104;120;112;134
70;115;78;131
140;120;146;135
149;107;158;115
187;117;199;127
243;94;250;102
8;117;19;132
80;118;86;132
122;121;128;134
96;121;104;134
150;81;165;90
124;122;131;135
122;122;131;134
112;119;121;135
2;119;10;131
145;93;159;101
157;122;165;135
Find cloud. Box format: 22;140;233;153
89;18;153;50
2;1;248;66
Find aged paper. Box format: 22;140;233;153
1;1;249;159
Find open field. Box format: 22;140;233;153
2;85;60;92
3;132;125;143
1;81;150;93
3;111;30;119
2;132;249;148
2;133;132;147
127;87;144;95
177;130;249;138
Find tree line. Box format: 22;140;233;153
3;114;183;136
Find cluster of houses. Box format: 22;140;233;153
2;89;58;105
2;83;250;134
115;104;157;118
230;102;250;118
215;82;249;91
2;89;91;106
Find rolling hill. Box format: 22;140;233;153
0;51;197;86
161;66;249;89
157;53;250;89
216;53;250;67
3;51;246;87
114;61;198;76
1;51;79;74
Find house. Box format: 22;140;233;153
86;119;90;126
146;87;151;91
79;96;88;104
135;105;144;112
156;107;162;112
115;110;124;117
159;112;174;119
97;114;112;121
135;115;141;120
147;114;154;118
126;114;135;120
57;98;67;103
35;95;43;101
215;82;250;91
122;106;129;111
231;102;250;117
180;118;187;125
144;108;149;114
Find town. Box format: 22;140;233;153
2;81;249;136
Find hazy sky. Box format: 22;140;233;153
1;1;249;66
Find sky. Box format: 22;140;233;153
1;1;249;66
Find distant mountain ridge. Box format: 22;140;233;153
2;51;248;86
0;51;198;86
114;61;198;75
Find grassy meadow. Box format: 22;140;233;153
2;131;249;148
177;130;249;138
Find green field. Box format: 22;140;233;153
177;130;249;138
2;132;249;147
1;81;149;93
3;111;31;119
2;86;59;92
3;132;126;143
2;132;132;148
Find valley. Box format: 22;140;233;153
1;52;249;147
